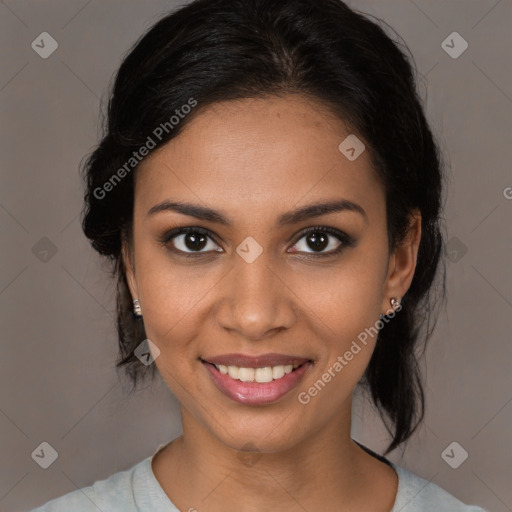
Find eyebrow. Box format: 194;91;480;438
146;198;368;226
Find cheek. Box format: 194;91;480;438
135;247;219;336
306;254;387;337
300;241;388;375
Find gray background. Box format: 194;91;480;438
1;1;510;511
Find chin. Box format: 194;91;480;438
207;413;310;455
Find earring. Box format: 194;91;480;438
380;297;401;319
133;298;142;317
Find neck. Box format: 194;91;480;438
151;397;397;512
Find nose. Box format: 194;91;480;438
214;252;297;341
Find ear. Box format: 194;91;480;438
121;233;139;300
381;210;422;314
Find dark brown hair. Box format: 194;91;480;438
80;0;447;454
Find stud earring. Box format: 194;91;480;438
133;298;142;317
390;297;401;310
380;297;401;319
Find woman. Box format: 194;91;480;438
30;0;488;510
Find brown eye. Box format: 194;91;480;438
178;231;208;251
159;227;223;256
289;226;355;256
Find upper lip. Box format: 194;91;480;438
202;353;312;368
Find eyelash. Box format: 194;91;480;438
157;225;356;259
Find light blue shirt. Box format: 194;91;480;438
29;444;488;511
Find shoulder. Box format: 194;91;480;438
392;463;488;512
27;457;147;512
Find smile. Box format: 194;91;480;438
201;357;313;405
212;363;301;382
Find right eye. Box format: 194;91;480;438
158;227;223;256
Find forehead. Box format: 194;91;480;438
134;94;384;222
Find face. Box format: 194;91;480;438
123;94;420;454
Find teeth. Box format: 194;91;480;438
228;366;239;379
255;367;273;383
272;365;285;379
238;367;255;382
213;363;302;382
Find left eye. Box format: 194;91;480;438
290;227;350;255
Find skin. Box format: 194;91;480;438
122;94;421;512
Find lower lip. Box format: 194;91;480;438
202;361;312;405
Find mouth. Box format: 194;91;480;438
200;355;313;405
201;359;310;383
